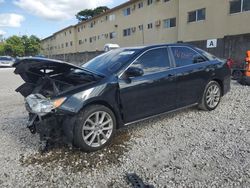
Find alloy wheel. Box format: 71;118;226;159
82;111;113;148
206;84;221;109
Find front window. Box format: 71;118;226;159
131;48;170;75
82;49;141;75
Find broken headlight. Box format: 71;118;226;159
25;94;66;116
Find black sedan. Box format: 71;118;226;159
14;44;231;152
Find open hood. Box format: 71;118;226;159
14;57;102;98
13;57;93;84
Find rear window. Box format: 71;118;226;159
194;48;221;61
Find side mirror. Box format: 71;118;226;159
193;55;205;63
125;67;144;78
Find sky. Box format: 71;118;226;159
0;0;127;39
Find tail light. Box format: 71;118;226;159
226;58;233;69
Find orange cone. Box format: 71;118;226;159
245;51;250;77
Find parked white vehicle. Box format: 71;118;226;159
104;44;120;52
0;56;15;67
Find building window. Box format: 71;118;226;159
147;23;153;29
110;32;117;39
123;28;131;37
188;8;206;23
163;18;176;28
79;40;82;45
90;22;94;28
61;44;64;48
138;24;144;31
123;8;131;16
109;14;116;21
147;0;153;5
163;0;170;2
70;41;73;46
69;30;71;34
230;0;250;14
65;42;68;47
138;2;143;8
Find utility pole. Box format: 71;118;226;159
141;25;145;45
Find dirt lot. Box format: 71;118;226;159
0;68;250;188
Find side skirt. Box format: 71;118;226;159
124;103;198;126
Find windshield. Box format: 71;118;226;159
82;48;141;75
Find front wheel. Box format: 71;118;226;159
198;81;222;111
74;105;116;152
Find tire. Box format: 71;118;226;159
73;105;116;152
237;78;246;85
232;70;243;80
198;81;222;111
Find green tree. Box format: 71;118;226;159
5;35;25;57
22;35;40;56
76;6;109;22
0;35;41;57
0;43;5;55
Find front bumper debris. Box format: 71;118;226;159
26;112;75;150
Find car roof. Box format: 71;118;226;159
144;43;194;49
121;43;194;52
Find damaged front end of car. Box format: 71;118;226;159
13;57;104;149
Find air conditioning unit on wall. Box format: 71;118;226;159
155;20;161;27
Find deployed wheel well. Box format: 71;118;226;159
212;79;224;96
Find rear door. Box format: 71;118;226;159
169;46;212;107
118;47;176;123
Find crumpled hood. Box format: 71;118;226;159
13;57;85;84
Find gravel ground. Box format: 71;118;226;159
0;68;250;188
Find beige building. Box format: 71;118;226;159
41;0;250;57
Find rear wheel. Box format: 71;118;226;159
74;105;116;152
232;70;243;80
198;81;222;111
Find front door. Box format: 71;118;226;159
118;47;177;123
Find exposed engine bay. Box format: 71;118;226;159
13;58;102;150
15;62;98;98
